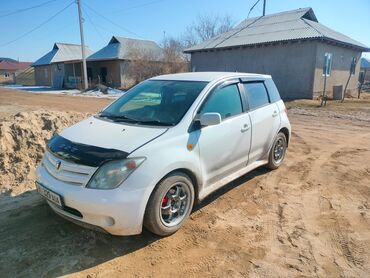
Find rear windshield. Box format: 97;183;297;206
99;80;208;126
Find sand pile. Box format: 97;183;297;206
0;110;87;196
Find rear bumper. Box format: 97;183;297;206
36;165;149;236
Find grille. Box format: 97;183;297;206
42;150;97;186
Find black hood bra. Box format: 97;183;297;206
47;134;129;167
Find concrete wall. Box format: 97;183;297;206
313;42;362;99
190;41;317;99
34;65;51;86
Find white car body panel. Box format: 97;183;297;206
60;116;167;152
36;72;291;236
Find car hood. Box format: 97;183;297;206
59;116;168;153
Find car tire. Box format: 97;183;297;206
144;172;195;236
266;132;287;170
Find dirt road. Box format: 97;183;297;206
0;88;111;118
1;88;369;277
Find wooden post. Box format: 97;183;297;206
72;63;76;88
341;72;351;103
321;74;327;107
358;69;366;99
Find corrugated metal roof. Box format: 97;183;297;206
0;60;31;71
87;36;163;61
184;7;369;53
32;43;93;66
361;58;370;69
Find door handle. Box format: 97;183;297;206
272;111;278;117
241;124;250;132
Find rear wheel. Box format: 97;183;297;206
144;172;195;236
267;132;287;170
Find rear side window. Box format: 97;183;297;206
243;82;270;110
200;84;242;120
264;79;281;103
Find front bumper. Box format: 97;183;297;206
36;165;150;236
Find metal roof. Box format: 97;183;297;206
184;8;369;53
361;58;370;69
87;36;163;61
0;60;31;71
32;43;93;66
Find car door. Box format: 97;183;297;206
242;81;280;163
195;82;252;187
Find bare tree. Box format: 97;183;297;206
183;14;234;47
124;42;164;87
161;37;188;73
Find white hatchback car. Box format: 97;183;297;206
36;72;291;236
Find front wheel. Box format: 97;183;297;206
144;172;195;236
266;132;287;170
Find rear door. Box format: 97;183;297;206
242;81;280;164
196;82;252;187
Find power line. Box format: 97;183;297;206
0;0;57;19
83;2;144;39
82;6;106;44
112;0;167;14
0;1;74;47
247;0;262;18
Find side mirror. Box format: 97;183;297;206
199;113;222;126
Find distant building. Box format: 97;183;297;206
360;57;370;82
87;36;163;88
0;58;31;84
32;43;93;88
185;8;370;99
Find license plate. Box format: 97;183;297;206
36;182;63;207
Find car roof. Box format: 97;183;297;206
150;72;270;82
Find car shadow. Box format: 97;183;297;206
0;167;270;277
193;166;270;211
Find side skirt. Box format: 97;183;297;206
198;159;268;201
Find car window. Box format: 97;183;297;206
200;84;243;120
243;82;270;110
264;79;281;103
121;91;162;112
101;80;208;126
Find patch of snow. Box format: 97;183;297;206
1;84;125;99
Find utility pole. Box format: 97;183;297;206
263;0;266;16
77;0;88;90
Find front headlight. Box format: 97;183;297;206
87;157;145;189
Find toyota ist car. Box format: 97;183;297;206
36;72;291;236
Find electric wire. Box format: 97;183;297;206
247;0;262;18
112;0;167;14
82;6;106;44
0;1;74;47
83;2;144;39
0;0;58;19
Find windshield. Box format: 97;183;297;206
99;80;208;126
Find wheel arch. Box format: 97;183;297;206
164;168;200;203
279;127;290;146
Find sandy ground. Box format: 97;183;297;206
0;87;369;277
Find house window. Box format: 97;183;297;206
323;52;333;76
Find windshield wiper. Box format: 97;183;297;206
98;113;139;123
137;120;174;126
98;113;173;126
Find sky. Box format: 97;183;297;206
0;0;369;62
